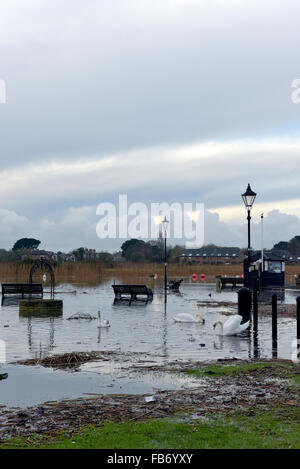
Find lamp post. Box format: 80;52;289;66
241;183;257;288
161;216;169;295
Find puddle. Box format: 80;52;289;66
0;363;201;409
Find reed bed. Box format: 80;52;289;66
0;261;299;286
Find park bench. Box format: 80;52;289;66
112;284;153;301
216;276;244;288
168;278;183;291
1;283;43;299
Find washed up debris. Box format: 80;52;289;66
67;313;96;320
145;396;156;403
14;352;102;369
0;373;8;381
0;360;299;441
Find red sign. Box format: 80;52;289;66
200;274;206;281
192;274;197;281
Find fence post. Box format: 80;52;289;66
297;297;300;342
296;297;300;362
252;278;259;358
272;293;278;358
253;278;258;332
238;288;252;323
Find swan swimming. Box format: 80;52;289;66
97;310;110;328
213;314;249;336
173;313;205;324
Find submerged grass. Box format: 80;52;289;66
185;361;300;389
184;362;279;378
1;406;299;449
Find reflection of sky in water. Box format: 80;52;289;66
0;281;298;363
0;364;202;408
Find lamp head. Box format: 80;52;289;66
241;183;257;210
161;216;169;232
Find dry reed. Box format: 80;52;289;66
0;261;299;286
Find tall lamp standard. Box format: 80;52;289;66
241;184;257;288
161;216;169;295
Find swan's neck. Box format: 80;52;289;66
214;321;223;333
195;314;205;323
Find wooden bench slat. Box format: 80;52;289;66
112;284;153;300
2;283;43;297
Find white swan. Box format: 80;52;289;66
213;315;249;336
97;310;110;328
173;313;205;324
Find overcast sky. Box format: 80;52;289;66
0;0;300;252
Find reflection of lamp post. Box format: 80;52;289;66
241;183;257;288
161;216;169;294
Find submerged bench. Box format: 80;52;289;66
1;283;43;298
168;278;183;291
216;276;244;288
112;284;153;301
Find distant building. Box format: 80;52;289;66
270;249;300;263
57;252;76;262
83;248;96;261
112;251;125;263
180;247;242;264
21;250;57;261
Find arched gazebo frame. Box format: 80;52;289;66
29;259;55;299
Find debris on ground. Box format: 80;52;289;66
0;359;298;441
14;352;103;368
67;313;96;320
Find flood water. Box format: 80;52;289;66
0;280;298;362
0;279;298;408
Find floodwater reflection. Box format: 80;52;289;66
0;281;297;363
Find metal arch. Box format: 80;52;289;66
29;259;55;299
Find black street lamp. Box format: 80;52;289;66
161;216;169;294
241;183;257;288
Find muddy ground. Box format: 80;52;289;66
196;300;297;317
0;355;299;441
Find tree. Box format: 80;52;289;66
288;236;300;255
121;239;146;260
168;245;184;263
273;241;289;250
12;238;41;251
97;252;114;267
72;247;86;261
129;251;146;263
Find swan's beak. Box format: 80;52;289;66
213;323;216;329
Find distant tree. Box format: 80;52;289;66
129;251;146;263
288;236;300;255
273;241;289;250
97;252;114;268
12;238;41;251
72;247;86;261
168;245;184;263
121;239;146;260
0;249;19;262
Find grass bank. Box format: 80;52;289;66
184;361;300;385
1;406;299;449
